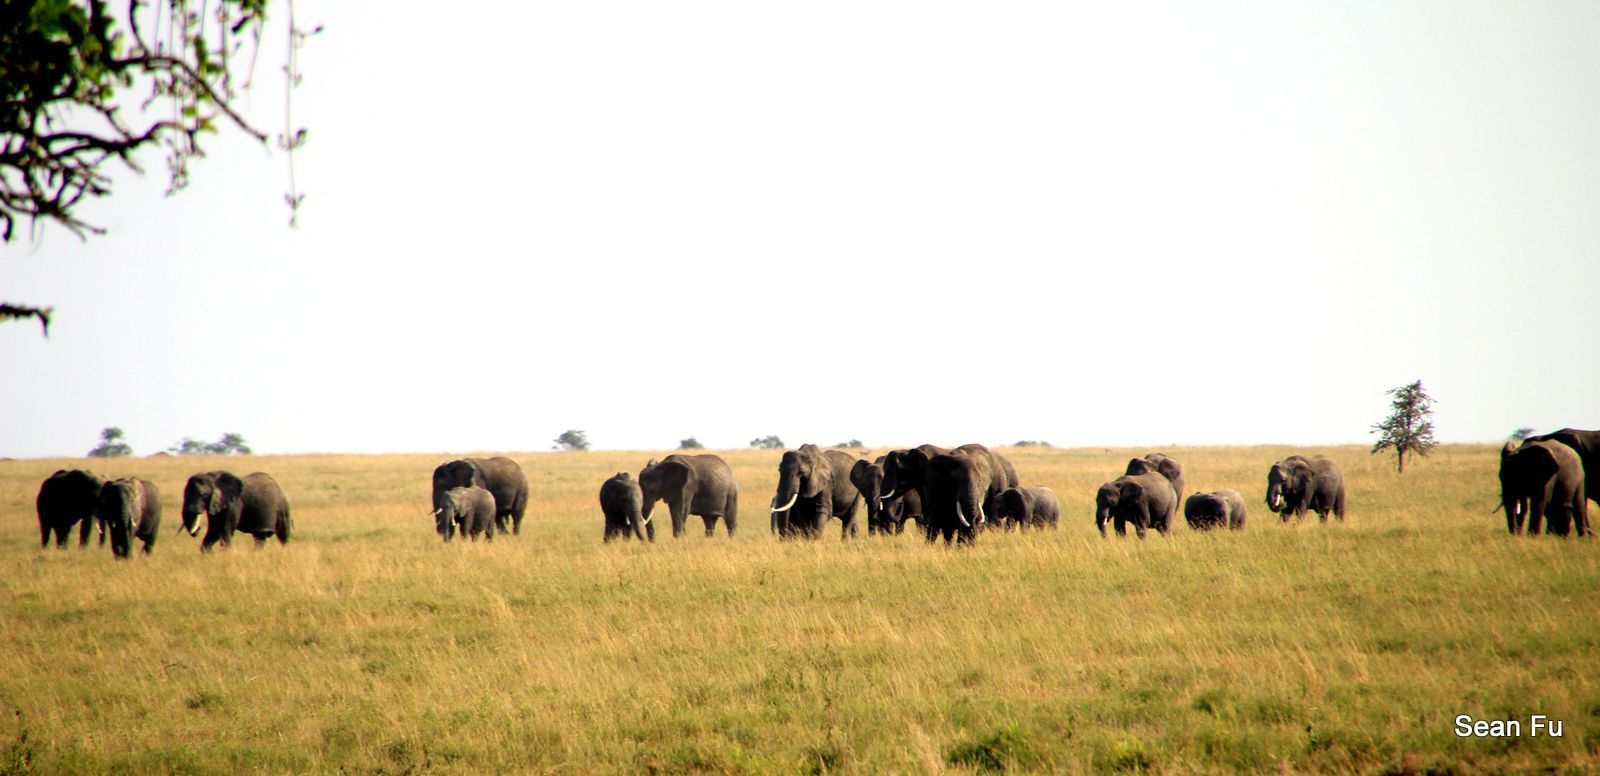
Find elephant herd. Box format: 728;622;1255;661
34;469;291;557
594;443;1355;545
34;428;1597;555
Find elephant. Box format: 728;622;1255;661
1129;453;1185;508
35;469;105;548
1522;428;1600;510
434;485;496;542
850;457;923;535
1500;440;1587;536
922;447;1013;543
639;454;738;537
1265;455;1346;522
1095;468;1178;538
877;445;949;524
180;471;292;551
431;457;530;535
1184;490;1246;531
600;472;651;543
993;486;1060;530
770;444;860;539
98;478;162;557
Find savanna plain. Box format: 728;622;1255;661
0;445;1596;775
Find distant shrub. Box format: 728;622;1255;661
168;433;251;455
750;435;784;450
87;427;133;457
1013;440;1052;448
553;430;590;451
947;725;1031;773
678;437;704;450
1509;427;1535;442
836;439;864;449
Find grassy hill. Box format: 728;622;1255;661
0;445;1594;774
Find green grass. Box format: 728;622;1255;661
0;445;1596;774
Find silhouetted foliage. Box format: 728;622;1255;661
1013;440;1052;448
1509;427;1535;443
2;0;316;335
1371;380;1437;475
678;437;704;450
87;427;132;457
168;433;251;455
750;435;784;450
836;439;864;449
554;430;590;452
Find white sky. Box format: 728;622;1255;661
3;1;1598;457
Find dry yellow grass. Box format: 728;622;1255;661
0;444;1595;774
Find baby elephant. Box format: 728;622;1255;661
1184;490;1247;531
994;487;1060;530
97;478;161;558
600;472;652;543
435;486;496;542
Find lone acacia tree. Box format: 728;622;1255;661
1370;380;1437;474
87;426;132;457
2;0;314;333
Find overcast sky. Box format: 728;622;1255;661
3;1;1598;457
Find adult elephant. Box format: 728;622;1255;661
1500;440;1587;536
97;478;162;557
431;457;530;535
850;457;923;535
923;447;1012;543
639;454;738;537
1184;490;1246;531
770;444;860;539
1095;463;1178;538
877;444;950;518
1265;455;1346;522
35;469;105;548
1130;453;1185;507
1522;429;1600;509
994;486;1060;530
180;471;292;551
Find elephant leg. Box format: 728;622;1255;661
77;516;92;547
254;535;268;547
39;520;50;548
1113;515;1126;537
670;500;687;538
702;515;717;537
54;522;72;547
723;493;737;537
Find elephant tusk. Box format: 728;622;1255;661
878;489;896;501
955;503;971;528
771;493;798;513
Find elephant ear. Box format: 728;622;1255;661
1096;482;1119;507
905;448;931;472
1117;479;1144;503
1125;458;1154;476
850;459;873;490
660;461;691;493
211;472;244;514
466;459;491;488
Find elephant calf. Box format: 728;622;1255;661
97;478;161;557
1184;490;1246;531
600;472;651;543
436;486;496;542
994;487;1060;530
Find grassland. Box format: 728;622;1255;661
0;444;1596;774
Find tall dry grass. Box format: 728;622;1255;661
0;445;1594;774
